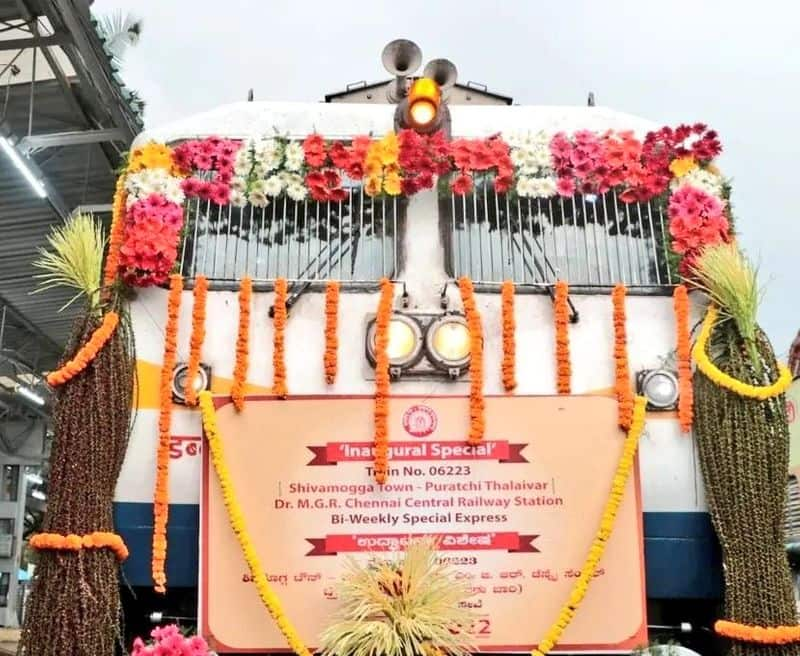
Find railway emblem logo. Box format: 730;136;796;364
402;405;437;438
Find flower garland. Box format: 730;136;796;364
102;175;127;289
30;532;129;561
198;392;312;656
46;312;120;386
693;306;792;400
364;133;402;197
553;281;571;395
673;284;693;432
714;620;800;645
152;274;183;593
611;285;633;429
173;136;240;205
458;277;485;445
501;280;516;392
449;136;513;195
272;278;288;398
532;396;647;656
373;278;394;485
184;275;208;407
324;280;340;385
231;276;252;411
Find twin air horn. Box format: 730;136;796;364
382;39;457;137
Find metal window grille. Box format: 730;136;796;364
178;187;403;286
441;175;675;291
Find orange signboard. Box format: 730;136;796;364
201;395;647;653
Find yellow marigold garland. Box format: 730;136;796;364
184;275;208;406
458;277;485;445
501;280;517;392
693;306;792;400
714;620;800;645
373;278;394;484
231;277;252;411
532;396;647;656
46;312;119;386
152;274;183;593
324;281;340;385
673;285;693;432
554;280;571;394
272;278;288;398
611;284;633;429
198;392;312;656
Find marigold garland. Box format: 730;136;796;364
458;277;485;445
501;280;517;392
673;284;693;432
198;391;312;656
324;280;340;385
231;276;252;411
693;306;792;400
373;278;394;485
554;280;571;395
102;174;127;289
272;278;288;398
611;284;633;429
184;275;209;406
30;532;129;561
46;312;119;386
714;620;800;645
152;274;183;593
532;396;647;656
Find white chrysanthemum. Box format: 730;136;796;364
250;179;267;195
229;189;247;207
249;190;269;208
287;183;308;202
231;177;248;193
516;176;536;197
284;142;304;171
124;169;185;205
671;168;724;199
254;138;282;172
264;175;284;197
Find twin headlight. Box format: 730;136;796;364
366;313;472;379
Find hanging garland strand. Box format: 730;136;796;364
231;276;252;411
673;284;693;432
46;312;119;386
458;277;485;445
373;278;394;485
184;275;209;406
611;284;633;429
532;396;647;656
324;281;340;385
501;280;517;392
272;278;288;398
199;392;312;656
554;280;571;394
152;274;183;593
102;175;127;290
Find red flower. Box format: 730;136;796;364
303;134;327;167
556;177;576;197
451;172;474;195
329;142;351;169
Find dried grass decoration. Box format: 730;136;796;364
319;537;477;656
20;214;135;655
691;243;798;656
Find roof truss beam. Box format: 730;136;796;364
0;33;69;50
18;127;128;153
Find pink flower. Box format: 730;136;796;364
556;177;576;197
451;171;474;195
303;134;327;167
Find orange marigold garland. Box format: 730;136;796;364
324;280;340;385
184;275;209;406
612;284;633;429
102;174;127;289
152;274;183;593
46;312;119;386
30;532;129;561
231;276;252;411
373;277;394;485
554;280;571;394
272;278;288;398
673;284;693;433
458;277;485;445
714;620;800;645
501;280;517;392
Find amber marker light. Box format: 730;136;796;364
407;77;441;128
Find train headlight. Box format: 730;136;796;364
172;362;212;405
425;314;471;377
366;314;424;371
636;368;679;410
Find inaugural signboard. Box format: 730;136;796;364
201;395;647;653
